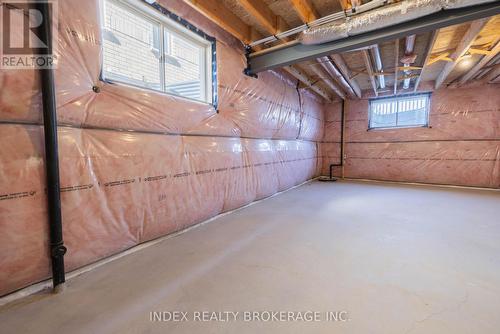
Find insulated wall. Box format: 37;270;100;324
0;0;324;296
322;85;500;188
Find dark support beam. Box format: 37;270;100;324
247;2;500;74
37;0;66;291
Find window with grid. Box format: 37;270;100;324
369;94;430;129
101;0;214;104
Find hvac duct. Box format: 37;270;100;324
299;0;497;46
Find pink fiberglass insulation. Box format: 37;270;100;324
321;85;500;188
0;0;324;296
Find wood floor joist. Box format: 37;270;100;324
286;0;359;99
414;30;438;92
435;18;490;89
283;65;332;101
458;40;500;85
184;0;251;43
183;0;329;100
362;50;378;97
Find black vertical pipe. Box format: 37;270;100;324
339;99;345;165
329;99;345;179
36;0;66;289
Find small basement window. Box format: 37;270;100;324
369;93;430;130
101;0;216;104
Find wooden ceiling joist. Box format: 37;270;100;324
338;0;351;10
484;65;500;83
414;30;438;92
309;63;346;100
284;66;332;101
459;40;500;84
362;50;378;97
319;58;356;98
239;0;281;34
238;0;335;100
329;54;362;98
184;0;251;43
287;0;362;99
288;0;318;24
435;18;490;89
184;0;329;100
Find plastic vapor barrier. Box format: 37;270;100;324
0;0;324;296
321;85;500;188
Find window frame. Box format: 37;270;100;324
99;0;217;107
368;93;431;130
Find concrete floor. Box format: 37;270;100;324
1;180;500;334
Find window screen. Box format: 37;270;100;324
369;94;430;129
101;0;214;104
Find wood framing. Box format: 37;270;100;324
239;0;281;34
459;40;500;84
414;30;438;92
484;65;500;83
309;63;346;99
184;0;251;43
435;18;490;89
283;65;332;101
362;50;378;96
288;0;362;99
238;0;334;100
288;0;318;23
338;0;351;10
330;54;362;98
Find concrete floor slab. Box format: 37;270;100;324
1;180;499;333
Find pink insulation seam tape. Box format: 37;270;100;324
0;0;324;296
320;85;500;187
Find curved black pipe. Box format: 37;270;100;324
36;0;66;290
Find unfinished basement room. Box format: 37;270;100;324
0;0;499;333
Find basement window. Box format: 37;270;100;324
101;0;216;105
368;93;430;130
